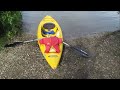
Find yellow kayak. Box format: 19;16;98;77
37;15;63;69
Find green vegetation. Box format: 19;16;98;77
0;11;22;50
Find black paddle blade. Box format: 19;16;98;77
71;46;90;58
4;42;23;47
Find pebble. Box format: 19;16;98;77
0;31;120;79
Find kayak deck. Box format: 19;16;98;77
37;15;63;69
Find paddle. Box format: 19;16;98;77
4;38;89;58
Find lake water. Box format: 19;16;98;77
22;11;119;39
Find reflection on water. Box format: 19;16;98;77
22;11;119;39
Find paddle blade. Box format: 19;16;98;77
4;42;23;47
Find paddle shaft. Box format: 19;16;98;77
63;42;88;55
23;38;41;43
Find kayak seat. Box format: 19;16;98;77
41;23;58;37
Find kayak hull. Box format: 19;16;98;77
37;15;63;69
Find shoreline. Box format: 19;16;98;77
0;30;120;79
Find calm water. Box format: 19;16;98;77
22;11;119;39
